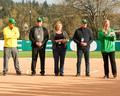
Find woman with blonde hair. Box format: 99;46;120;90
51;21;68;76
98;19;117;79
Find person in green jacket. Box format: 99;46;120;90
98;19;117;79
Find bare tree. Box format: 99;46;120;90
65;0;120;39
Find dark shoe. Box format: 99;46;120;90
113;74;117;78
55;73;58;76
31;72;36;76
86;74;90;77
41;73;45;76
60;73;64;76
3;72;7;76
103;75;109;79
31;73;35;76
16;72;21;75
76;73;80;77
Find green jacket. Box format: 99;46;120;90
98;28;116;53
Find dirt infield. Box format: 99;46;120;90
0;58;120;96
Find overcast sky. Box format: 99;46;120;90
12;0;62;4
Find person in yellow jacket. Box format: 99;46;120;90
3;17;21;76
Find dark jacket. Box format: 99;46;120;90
73;27;93;49
29;26;49;48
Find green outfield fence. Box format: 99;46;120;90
17;40;120;51
0;40;120;51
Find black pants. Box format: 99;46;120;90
102;52;117;76
53;47;66;75
76;47;90;76
31;47;45;74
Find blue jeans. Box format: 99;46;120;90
76;47;90;76
53;48;66;75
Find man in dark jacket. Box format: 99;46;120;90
73;19;93;77
29;17;49;76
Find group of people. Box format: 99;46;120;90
2;17;117;79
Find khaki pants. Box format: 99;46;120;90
3;47;21;74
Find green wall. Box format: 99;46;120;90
17;40;120;51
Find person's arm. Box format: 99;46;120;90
108;32;116;41
98;29;104;41
72;29;80;44
12;28;20;39
62;31;69;43
105;29;116;41
29;27;36;44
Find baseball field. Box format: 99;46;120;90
0;51;120;96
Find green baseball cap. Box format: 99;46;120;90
37;17;44;22
9;18;16;24
81;19;88;24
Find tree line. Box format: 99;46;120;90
0;0;120;40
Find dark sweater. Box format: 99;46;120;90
50;31;68;49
